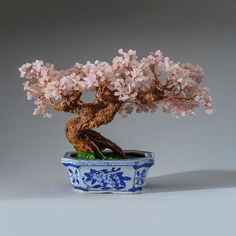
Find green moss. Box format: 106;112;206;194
76;151;95;160
76;150;119;160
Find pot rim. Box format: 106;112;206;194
61;150;155;167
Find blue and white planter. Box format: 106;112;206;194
62;150;154;193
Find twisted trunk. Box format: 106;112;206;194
49;87;164;159
64;101;126;158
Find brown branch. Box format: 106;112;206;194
150;64;161;87
163;95;196;101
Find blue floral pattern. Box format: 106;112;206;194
68;167;80;186
83;167;131;190
135;169;147;186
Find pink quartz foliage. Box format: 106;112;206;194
19;49;213;118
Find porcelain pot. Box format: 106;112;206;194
62;150;154;193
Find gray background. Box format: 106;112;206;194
0;0;236;235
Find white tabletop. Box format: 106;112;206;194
1;170;235;236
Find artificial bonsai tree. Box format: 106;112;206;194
19;49;213;160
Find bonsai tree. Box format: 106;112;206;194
19;49;213;159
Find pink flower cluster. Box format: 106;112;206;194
19;49;213;118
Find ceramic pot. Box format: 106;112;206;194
62;150;154;193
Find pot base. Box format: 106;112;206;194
74;189;143;194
